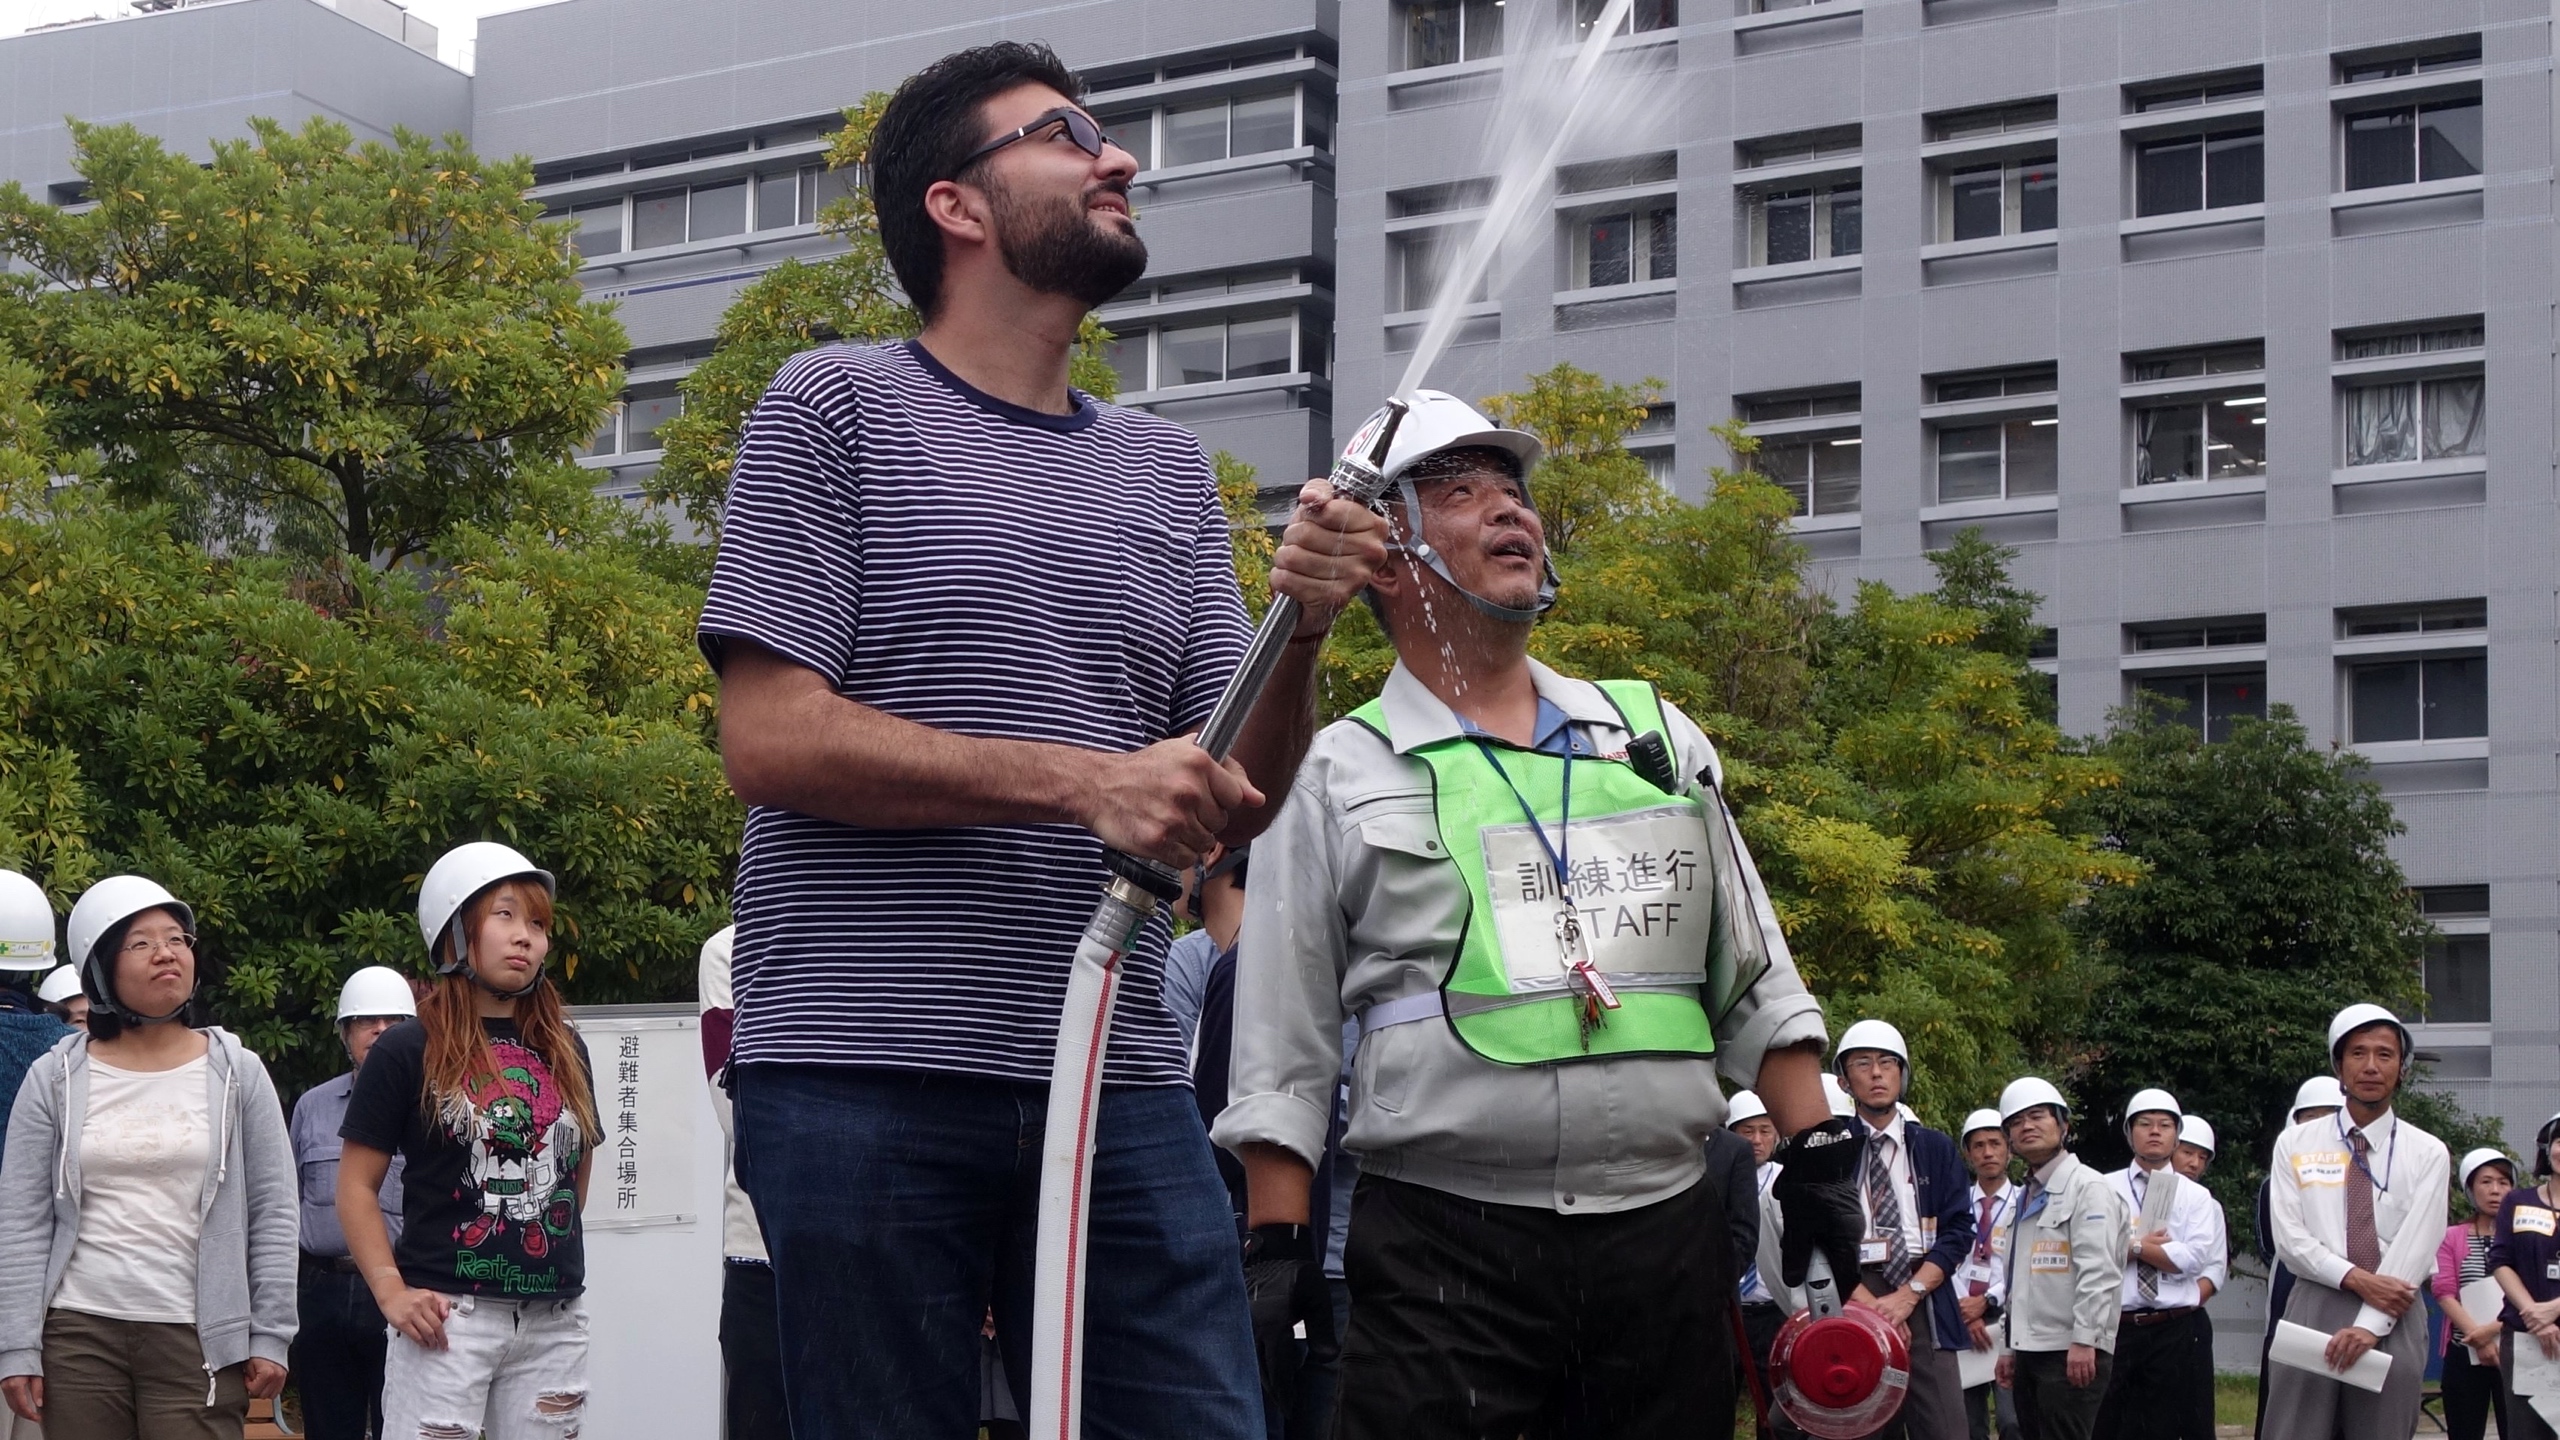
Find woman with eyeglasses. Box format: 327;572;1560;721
0;876;298;1440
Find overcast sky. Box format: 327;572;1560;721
0;0;558;71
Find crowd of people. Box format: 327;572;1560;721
3;31;2560;1440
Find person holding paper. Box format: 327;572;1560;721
2094;1091;2221;1440
2490;1110;2560;1440
1956;1110;2022;1440
2169;1116;2227;1440
2437;1149;2517;1440
2256;1076;2347;1436
2261;1004;2452;1440
1991;1078;2126;1440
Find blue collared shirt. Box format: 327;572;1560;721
1456;696;1598;758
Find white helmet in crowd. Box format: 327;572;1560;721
1960;1108;2005;1142
2178;1115;2217;1155
418;842;555;987
2326;1003;2412;1066
2290;1076;2347;1121
2122;1087;2182;1134
1376;390;1557;623
1999;1076;2070;1126
35;966;83;1005
335;965;418;1023
66;875;198;1023
2458;1148;2514;1191
1834;1019;1910;1072
0;871;56;972
1727;1090;1770;1126
1821;1073;1856;1118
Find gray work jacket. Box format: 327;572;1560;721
2001;1151;2129;1354
1211;660;1826;1214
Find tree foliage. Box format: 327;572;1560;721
0;117;626;565
0;480;735;1093
652;97;1121;537
2067;703;2493;1251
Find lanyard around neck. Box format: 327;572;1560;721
2336;1111;2397;1194
1472;738;1573;894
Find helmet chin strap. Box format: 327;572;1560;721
1391;476;1559;625
444;922;548;1002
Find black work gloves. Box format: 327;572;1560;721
1243;1223;1339;1399
1771;1116;1868;1291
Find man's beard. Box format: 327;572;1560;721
985;173;1149;309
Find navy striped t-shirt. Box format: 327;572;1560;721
697;340;1252;1085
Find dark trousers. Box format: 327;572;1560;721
721;1258;791;1440
1967;1379;2023;1440
2176;1310;2216;1440
291;1266;388;1440
733;1064;1259;1440
1741;1300;1804;1439
2093;1311;2206;1440
2013;1349;2112;1440
2442;1336;2503;1440
41;1308;248;1440
1334;1171;1732;1440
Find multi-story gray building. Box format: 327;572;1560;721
1335;0;2558;1153
4;0;2550;1152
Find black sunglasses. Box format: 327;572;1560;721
956;107;1117;173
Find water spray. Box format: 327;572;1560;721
1028;399;1410;1440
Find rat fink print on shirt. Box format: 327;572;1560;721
441;1039;584;1266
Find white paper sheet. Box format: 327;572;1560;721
2269;1319;2394;1393
2511;1331;2560;1399
2459;1278;2506;1334
1957;1341;2001;1389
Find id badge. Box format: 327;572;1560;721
1860;1237;1892;1267
2029;1239;2071;1274
2547;1260;2560;1282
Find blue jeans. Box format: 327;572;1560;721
734;1064;1261;1440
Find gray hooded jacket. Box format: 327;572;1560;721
0;1028;299;1382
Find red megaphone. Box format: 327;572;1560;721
1769;1252;1912;1440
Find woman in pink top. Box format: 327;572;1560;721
2436;1149;2518;1440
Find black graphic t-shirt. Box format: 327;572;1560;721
341;1016;593;1298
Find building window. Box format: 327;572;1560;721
1571;0;1677;38
1939;155;2056;242
1402;0;1503;68
1931;369;2056;502
1390;230;1485;312
2136;669;2267;741
2134;129;2263;215
1106;87;1310;173
622;393;681;452
1749;183;1861;265
2131;73;2262;112
2343;377;2482;466
1102;312;1303;392
2419;933;2492;1021
2340;39;2482;83
2129;616;2265;650
2129;343;2266;485
1569;206;1675;287
797;166;856;224
2343;100;2482;190
1931;99;2057;142
1754;433;1862;516
2348;656;2486;742
567;202;622;257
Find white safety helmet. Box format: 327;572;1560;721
2289;1076;2346;1121
2122;1087;2182;1133
417;842;556;983
1375;389;1557;623
2178;1115;2217;1155
335;965;419;1023
2326;1003;2412;1067
1998;1076;2070;1126
2458;1148;2515;1191
35;965;83;1005
0;871;56;971
1834;1019;1910;1072
1960;1108;2005;1142
1727;1089;1770;1125
1821;1073;1856;1118
66;875;198;1023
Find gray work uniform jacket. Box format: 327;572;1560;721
2001;1151;2129;1354
1210;660;1826;1214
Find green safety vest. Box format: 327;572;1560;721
1350;679;1719;1066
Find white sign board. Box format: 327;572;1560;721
571;1005;725;1440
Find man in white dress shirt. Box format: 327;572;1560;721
2093;1090;2222;1440
2168;1116;2226;1440
2261;1004;2452;1440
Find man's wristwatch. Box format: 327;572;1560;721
1908;1277;1930;1297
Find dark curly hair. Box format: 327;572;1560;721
870;41;1086;320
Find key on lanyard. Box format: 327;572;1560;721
1476;738;1621;1050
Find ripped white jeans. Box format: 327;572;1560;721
380;1294;589;1440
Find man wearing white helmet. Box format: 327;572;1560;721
1831;1018;1975;1440
2255;1077;2346;1435
35;967;85;1030
1992;1077;2127;1440
286;966;416;1440
2092;1091;2221;1440
2167;1116;2228;1440
1216;392;1857;1439
2260;1004;2450;1440
0;873;71;1181
1955;1109;2022;1440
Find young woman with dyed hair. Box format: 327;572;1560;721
337;844;597;1440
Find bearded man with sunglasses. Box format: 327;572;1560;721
699;41;1389;1440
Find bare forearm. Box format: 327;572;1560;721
1756;1042;1830;1134
1218;638;1323;845
336;1145;400;1298
1242;1142;1316;1227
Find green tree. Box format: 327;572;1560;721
652;98;1123;537
2068;702;2493;1250
1479;364;1666;556
0;483;734;1092
0;117;627;565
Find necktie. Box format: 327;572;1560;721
1969;1194;1998;1296
2135;1173;2161;1302
2346;1130;2382;1271
1865;1133;1915;1288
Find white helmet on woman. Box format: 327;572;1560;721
335;965;419;1022
0;871;56;971
2458;1148;2515;1191
2289;1076;2346;1121
418;842;555;984
66;875;198;1023
35;966;83;1005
